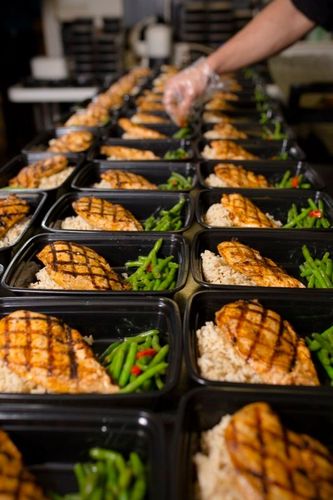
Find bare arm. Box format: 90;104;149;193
164;0;315;124
207;0;315;74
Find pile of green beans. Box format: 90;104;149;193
52;448;147;500
284;198;331;229
275;170;311;189
262;121;287;141
143;197;185;231
172;127;191;139
306;326;333;384
125;238;179;291
163;148;188;160
272;151;289;160
159;172;192;191
100;329;169;393
299;245;333;288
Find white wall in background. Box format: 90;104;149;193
55;0;123;20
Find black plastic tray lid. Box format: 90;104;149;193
2;232;189;297
183;290;333;396
0;295;181;407
71;160;198;192
191;228;333;292
196;189;333;231
41;191;194;234
0;407;167;499
197;160;325;191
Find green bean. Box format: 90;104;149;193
111;343;127;381
129;452;145;477
148;344;169;367
283;207;311;228
100;341;122;362
119;343;138;387
130;478;146;500
157;267;177;290
119;362;168;393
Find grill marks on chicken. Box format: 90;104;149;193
204;123;248;140
48;131;93;153
100;169;157;190
100;145;160;160
213;163;270;188
215;300;319;385
0;196;30;238
72;196;143;231
9;156;68;189
224;403;333;500
202;140;258;160
118;118;167;139
36;241;129;291
221;193;277;228
0;429;46;499
218;241;305;288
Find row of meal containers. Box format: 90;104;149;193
1;385;332;498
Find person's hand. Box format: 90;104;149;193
163;57;214;126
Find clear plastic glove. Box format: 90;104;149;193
163;57;220;126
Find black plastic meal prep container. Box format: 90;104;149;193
0;154;83;205
71;160;198;192
198;138;305;161
22;127;97;160
197;159;325;191
0;190;47;268
0;295;181;407
0;406;167;499
173;388;333;500
196;189;333;230
191;228;333;292
90;138;197;162
2;232;189;297
201;121;294;141
184;290;333;397
200;108;282;123
110;122;200;141
41;191;194;234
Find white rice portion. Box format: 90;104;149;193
37;167;75;189
205;205;232;227
201;250;255;286
0;359;45;393
194;415;240;500
205;174;228;188
61;215;96;231
29;267;63;290
195;321;261;383
205;203;282;228
0;217;31;249
92;179;112;189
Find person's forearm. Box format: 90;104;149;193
207;0;314;74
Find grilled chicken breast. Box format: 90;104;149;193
203;111;233;124
209;91;239;101
202;140;258;160
0;429;46;499
0;196;30;239
137;101;165;112
72;196;143;231
9;156;68;188
36;241;129;291
224;402;333;500
205;98;235;111
118;118;167;139
221;193;277;228
136;93;163;105
131;113;169;124
0;310;118;393
218;241;304;288
213;163;270;188
48;131;93;153
100;145;160;160
204;123;248;140
100;169;157;190
93;91;124;110
215;300;319;385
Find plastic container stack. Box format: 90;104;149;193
0;64;332;498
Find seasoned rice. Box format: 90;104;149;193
204;203;282;228
61;215;96;231
92;179;112;189
194;415;240;500
0;217;31;249
29;267;63;290
195;321;261;383
201;250;254;286
37;167;74;189
204;174;228;188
